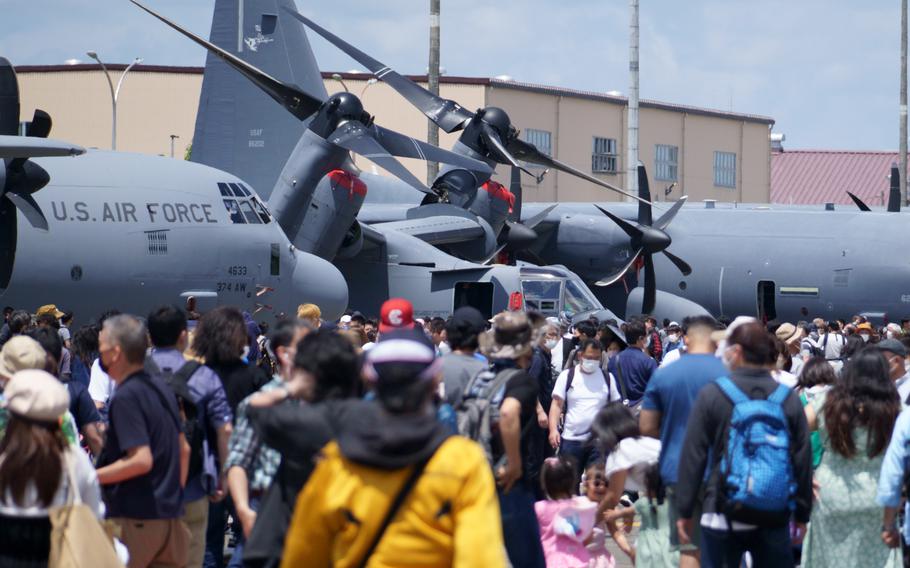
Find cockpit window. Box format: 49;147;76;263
564;278;599;317
251;200;271;224
218;183;231;197
223;199;245;224
521;279;561;314
228;183;246;197
239;201;262;224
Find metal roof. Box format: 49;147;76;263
770;150;898;206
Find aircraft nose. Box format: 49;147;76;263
291;251;348;321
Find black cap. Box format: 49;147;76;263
448;306;487;335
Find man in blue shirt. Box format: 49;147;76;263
147;305;234;568
607;320;657;405
640;315;725;568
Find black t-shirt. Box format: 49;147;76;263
210;360;271;413
65;380;100;432
98;370;183;519
494;369;539;483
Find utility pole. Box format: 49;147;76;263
901;0;908;204
627;0;640;198
427;0;441;186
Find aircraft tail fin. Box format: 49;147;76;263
191;0;327;200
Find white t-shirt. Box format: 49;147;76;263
659;348;683;368
604;437;660;492
88;358;114;404
773;370;798;389
897;372;910;407
552;365;621;441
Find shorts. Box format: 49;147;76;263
666;484;701;552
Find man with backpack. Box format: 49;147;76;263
548;338;621;478
146;305;233;567
676;321;812;567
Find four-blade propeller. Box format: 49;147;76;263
130;0;491;196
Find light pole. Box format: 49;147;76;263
86;52;142;150
330;73;349;92
170;134;180;158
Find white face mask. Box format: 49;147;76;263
241;345;251;360
545;339;559;350
887;330;896;339
668;334;679;343
580;359;599;374
860;333;871;343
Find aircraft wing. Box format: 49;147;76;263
371;216;487;246
0;136;85;159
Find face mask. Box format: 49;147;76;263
241;345;251;360
668;334;679;343
606;348;620;359
860;333;870;343
581;359;599;374
887;331;896;339
545;339;559;350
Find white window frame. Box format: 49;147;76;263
592;137;618;174
714;151;737;189
654;144;678;182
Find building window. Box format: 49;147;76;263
592;137;618;173
713;151;736;188
654;144;678;181
524;128;552;158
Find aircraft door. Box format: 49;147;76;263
757;280;777;322
454;282;494;320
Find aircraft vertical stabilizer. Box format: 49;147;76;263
191;0;326;199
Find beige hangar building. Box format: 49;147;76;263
15;64;775;204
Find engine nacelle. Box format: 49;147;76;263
337;219;364;259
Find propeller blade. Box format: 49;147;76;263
508;166;522;223
522;204;557;230
0;58;20;137
637;164;652;226
26;109;51;139
594;250;642;287
662;249;692;276
593;204;642;241
6;191;48;230
371;124;491;175
131;0;323;121
653;196;688;231
847;191;871;212
642;254;656;315
479;123;529;173
507;137;653;206
327;122;432;194
284;9;474;133
0;136;84;159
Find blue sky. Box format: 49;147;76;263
2;0;901;150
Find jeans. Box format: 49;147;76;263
203;500;227;568
559;438;601;479
498;482;546;568
701;525;794;568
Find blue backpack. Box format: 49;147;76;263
715;377;796;526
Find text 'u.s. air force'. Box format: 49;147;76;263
50;201;219;224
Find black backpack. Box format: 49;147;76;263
145;356;206;480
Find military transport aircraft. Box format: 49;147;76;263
133;0;617;321
271;7;910;324
0;56;350;320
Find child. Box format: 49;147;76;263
630;463;679;567
581;462;616;568
535;455;598;568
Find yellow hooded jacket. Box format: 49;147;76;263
281;436;507;567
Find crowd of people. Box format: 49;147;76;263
3;300;910;567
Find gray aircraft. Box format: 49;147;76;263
0;57;349;320
134;0;617;322
272;10;910;324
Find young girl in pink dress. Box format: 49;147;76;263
535;455;598;568
582;462;617;568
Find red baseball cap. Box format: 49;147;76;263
380;298;415;333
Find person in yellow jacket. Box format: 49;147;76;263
281;330;508;568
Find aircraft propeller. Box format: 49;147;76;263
0;58;83;231
283;10;653;206
131;1;492;196
592;165;691;315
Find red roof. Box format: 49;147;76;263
771;150;898;206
